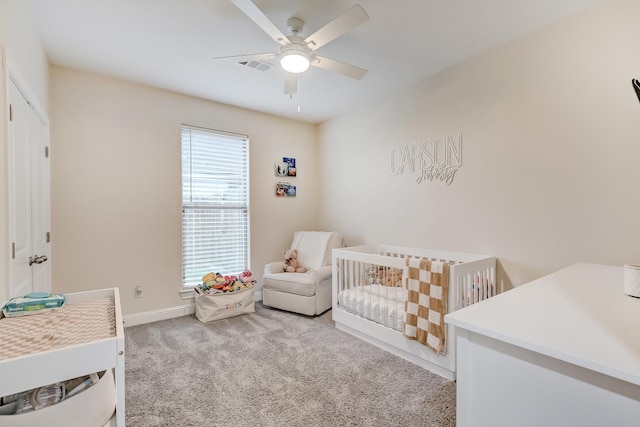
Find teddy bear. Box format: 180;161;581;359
378;266;403;287
283;249;307;273
366;264;380;285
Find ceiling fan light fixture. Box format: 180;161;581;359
280;46;310;73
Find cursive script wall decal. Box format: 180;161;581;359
390;133;462;185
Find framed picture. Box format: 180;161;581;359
283;157;296;177
276;182;296;197
275;162;288;176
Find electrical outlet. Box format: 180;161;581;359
135;285;143;298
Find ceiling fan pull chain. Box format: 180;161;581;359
297;75;301;113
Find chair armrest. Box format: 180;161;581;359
263;263;333;281
264;262;285;274
309;266;333;282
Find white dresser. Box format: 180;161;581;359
445;263;640;427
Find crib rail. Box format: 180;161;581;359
452;259;496;309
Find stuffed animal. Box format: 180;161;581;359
366;265;380;285
378;267;403;287
283;249;307;273
239;270;254;283
206;273;228;290
231;280;246;292
199;271;255;294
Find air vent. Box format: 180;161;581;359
238;60;271;72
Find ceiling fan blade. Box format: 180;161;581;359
231;0;290;46
312;55;367;80
284;72;298;95
212;52;277;62
304;4;369;51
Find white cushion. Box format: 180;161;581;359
262;272;317;296
291;231;343;269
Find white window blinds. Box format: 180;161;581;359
181;125;250;288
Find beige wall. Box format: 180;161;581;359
0;0;49;302
318;0;640;290
4;0;640;316
50;67;319;315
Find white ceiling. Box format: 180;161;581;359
26;0;603;123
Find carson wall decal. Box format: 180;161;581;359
390;133;462;185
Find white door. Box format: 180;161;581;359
30;110;51;293
8;78;51;297
9;79;32;297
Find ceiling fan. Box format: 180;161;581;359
217;0;369;95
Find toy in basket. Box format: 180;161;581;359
194;271;256;322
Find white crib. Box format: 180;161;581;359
332;244;496;380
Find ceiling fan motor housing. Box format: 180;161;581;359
287;17;304;34
280;34;311;73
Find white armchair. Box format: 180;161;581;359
262;231;343;316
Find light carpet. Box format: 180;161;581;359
124;302;456;426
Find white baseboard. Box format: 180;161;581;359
123;291;264;327
123;304;195;327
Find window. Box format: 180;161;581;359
181;125;250;288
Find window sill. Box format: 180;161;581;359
180;288;196;300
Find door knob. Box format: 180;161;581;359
29;254;48;266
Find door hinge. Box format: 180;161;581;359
12;242;15;259
46;232;51;243
45;146;49;158
9;104;12;122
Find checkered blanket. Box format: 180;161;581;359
403;258;449;354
